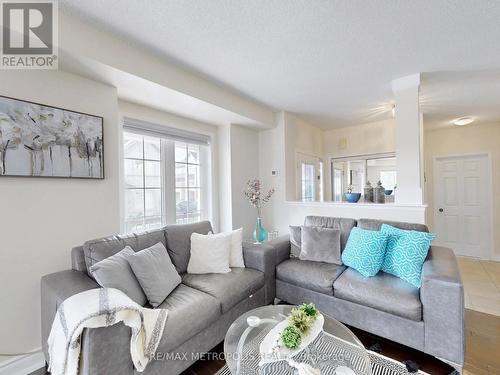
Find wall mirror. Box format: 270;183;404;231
290;151;397;203
330;153;397;202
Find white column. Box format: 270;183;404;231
217;124;233;232
392;74;423;205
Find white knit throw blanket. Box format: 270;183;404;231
47;288;168;375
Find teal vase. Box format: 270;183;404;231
252;217;268;243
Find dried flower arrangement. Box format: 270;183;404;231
243;179;275;216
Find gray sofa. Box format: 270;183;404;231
270;216;464;371
41;221;276;375
41;216;464;374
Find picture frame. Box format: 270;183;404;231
0;95;104;179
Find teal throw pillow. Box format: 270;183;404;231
341;227;389;277
380;224;436;288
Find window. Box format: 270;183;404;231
333;168;343;202
175;142;201;224
318;161;324;201
301;163;315;202
123;127;210;233
296;152;323;202
123;133;163;233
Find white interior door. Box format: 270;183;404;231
434;154;491;259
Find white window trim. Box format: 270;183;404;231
120;124;212;233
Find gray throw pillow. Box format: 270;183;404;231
128;242;182;307
289;225;302;258
299;226;342;265
90;246;147;306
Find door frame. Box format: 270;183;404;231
295;150;323;201
432;152;494;260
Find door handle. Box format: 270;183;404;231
438;208;444;212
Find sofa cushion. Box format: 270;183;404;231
128;242;181;307
304;216;357;251
300;226;342;265
187;232;232;274
156;284;221;352
341;227;389;277
380;224;436;288
164;221;213;274
333;268;422;321
89;246;147;306
276;258;346;295
182;268;264;313
289;226;302;258
83;229;167;276
357;218;428;233
229;228;245;268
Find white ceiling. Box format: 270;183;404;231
60;51;263;128
59;0;500;129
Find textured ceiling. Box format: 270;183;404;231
59;0;500;129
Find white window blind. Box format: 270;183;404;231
123;117;210;145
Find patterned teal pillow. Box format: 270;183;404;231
380;224;436;288
341;227;389;277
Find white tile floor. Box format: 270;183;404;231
456;257;500;316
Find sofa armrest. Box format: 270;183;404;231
79;322;134;375
267;235;291;265
421;246;465;366
41;270;134;374
243;242;276;303
41;270;99;361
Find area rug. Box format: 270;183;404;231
215;350;430;375
216;327;429;375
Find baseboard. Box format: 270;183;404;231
0;351;45;375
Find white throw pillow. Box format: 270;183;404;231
229;228;245;268
187;232;232;274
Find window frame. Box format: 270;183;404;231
123;133;164;233
174;141;203;224
301;162;316;202
121;130;211;233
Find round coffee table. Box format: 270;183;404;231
224;305;371;375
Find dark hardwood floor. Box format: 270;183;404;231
349;326;454;375
30;327;455;375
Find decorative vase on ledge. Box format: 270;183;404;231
252;217;268;243
244;179;275;244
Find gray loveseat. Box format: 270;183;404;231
269;216;464;371
41;221;276;375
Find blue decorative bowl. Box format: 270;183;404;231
345;193;361;203
384;189;393;196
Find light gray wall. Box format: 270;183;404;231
0;70;121;353
230;125;260;239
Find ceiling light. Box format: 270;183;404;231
453;117;474;126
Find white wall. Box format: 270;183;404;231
260;112;426;235
323;119;395;200
230;125;260;239
0;70;120;354
259;113;287;232
59;12;274;127
323;119;396;158
283;117;396;202
218;125;233;232
424;122;500;259
284;113;324;200
118;100;220;231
